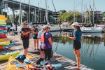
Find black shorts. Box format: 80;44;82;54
22;39;29;49
73;40;81;50
33;34;38;39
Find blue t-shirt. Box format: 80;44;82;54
73;30;82;41
44;32;52;49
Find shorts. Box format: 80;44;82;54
40;42;45;51
22;39;29;49
73;40;81;50
33;34;38;39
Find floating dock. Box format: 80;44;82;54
0;35;93;70
0;52;93;70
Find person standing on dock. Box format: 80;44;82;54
68;22;82;70
36;26;46;64
21;21;31;56
32;25;38;50
44;25;53;61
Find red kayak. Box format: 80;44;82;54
0;34;7;38
0;45;3;50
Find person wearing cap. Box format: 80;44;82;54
68;22;82;70
21;21;31;56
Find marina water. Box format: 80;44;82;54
52;32;105;70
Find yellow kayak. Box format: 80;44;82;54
0;41;10;46
0;15;7;21
0;20;6;25
6;54;37;70
0;51;20;61
0;38;9;42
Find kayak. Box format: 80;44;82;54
0;38;9;42
6;54;37;70
0;20;6;25
0;51;20;61
0;41;10;46
0;34;7;38
0;26;7;30
0;15;7;20
0;45;3;50
0;30;7;34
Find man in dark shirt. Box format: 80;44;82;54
21;21;31;56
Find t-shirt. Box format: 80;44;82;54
40;33;44;42
73;30;82;41
44;32;52;49
38;30;43;39
21;28;31;39
33;27;38;34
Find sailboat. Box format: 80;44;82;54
80;0;104;33
81;25;103;33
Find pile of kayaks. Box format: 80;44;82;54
0;15;20;61
0;15;9;50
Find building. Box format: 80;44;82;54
0;0;56;24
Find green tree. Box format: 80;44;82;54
102;12;105;22
58;11;81;23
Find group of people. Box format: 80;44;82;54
20;20;53;64
20;20;82;70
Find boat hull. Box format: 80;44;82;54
81;27;103;33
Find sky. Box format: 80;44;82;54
14;0;105;12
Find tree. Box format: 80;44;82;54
102;12;105;22
58;10;66;14
58;11;81;23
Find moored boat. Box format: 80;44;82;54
81;26;103;33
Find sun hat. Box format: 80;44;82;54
71;22;80;26
42;25;51;30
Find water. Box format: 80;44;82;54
52;32;105;70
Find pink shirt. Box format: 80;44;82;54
40;33;44;42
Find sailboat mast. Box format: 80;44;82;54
73;0;76;22
81;0;83;23
52;0;56;12
28;0;30;23
19;0;22;24
45;0;49;24
92;0;95;24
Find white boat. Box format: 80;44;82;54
60;22;70;30
50;22;73;32
50;25;61;32
81;26;103;33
